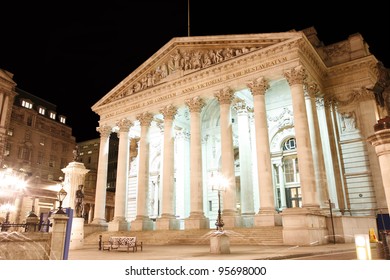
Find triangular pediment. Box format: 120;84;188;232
92;31;302;110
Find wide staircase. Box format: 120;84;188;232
83;226;284;246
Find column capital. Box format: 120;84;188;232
215;87;234;105
96;125;112;138
185;96;205;113
137;112;154;126
160;104;177;121
247;77;269;96
232;98;250;114
284;65;307;86
117;118;133;132
305;81;320;99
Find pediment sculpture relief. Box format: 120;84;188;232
112;46;260;101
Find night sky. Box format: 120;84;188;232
1;0;389;142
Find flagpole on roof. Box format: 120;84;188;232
187;0;190;36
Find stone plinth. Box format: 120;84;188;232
155;216;180;230
70;217;84;250
210;232;230;254
108;218;130;231
281;207;328;245
367;122;390;212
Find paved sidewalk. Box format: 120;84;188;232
67;242;381;260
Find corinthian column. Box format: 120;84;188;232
131;112;154;231
109;118;132;231
232;99;255;227
156;104;180;230
184;96;209;229
215;87;241;228
92;125;112;225
305;82;329;208
284;65;319;209
247;77;277;226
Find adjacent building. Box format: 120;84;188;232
0;70;76;224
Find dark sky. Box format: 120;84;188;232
1;0;389;142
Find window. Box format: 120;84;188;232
49;155;56;167
26;115;33;126
59;115;66;124
21;99;33;109
49;111;56;120
7;128;13;136
283;138;296;151
37;151;44;165
38;107;46;115
18;146;31;161
283;157;299;183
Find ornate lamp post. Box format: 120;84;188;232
210;172;228;232
56;184;68;215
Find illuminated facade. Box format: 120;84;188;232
91;27;388;244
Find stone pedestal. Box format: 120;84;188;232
281;207;328;245
61;161;89;211
210;233;230;254
184;214;209;230
70;217;84;250
156;216;180;230
50;213;69;260
131;216;154;231
108;218;130;231
254;211;277;227
367;119;390;212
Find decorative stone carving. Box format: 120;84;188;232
160;104;177;121
185;96;205;113
215;87;234;105
137;112;154;126
96;125;112;138
116;118;133;132
247;77;269;96
284;65;307;86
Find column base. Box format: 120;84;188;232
222;215;242;228
241;214;255;228
108;217;130;231
254;211;278;227
210;233;230;254
70;217;84;250
91;218;108;226
281;207;328;245
155;215;180;230
185;213;209;229
131;216;154;231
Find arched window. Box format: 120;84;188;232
283;137;296;151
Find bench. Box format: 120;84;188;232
102;236;143;253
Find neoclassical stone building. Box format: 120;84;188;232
91;27;388;244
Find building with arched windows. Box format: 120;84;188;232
89;27;389;245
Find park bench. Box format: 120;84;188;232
102;236;143;253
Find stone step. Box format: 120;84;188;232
83;226;284;246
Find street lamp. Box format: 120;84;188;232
210;172;228;232
56;185;67;214
0;202;15;231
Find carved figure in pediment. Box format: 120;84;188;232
215;49;224;63
202;52;212;68
192;51;202;70
169;49;183;73
224;48;234;59
182;51;192;71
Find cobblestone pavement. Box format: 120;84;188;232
68;242;383;260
